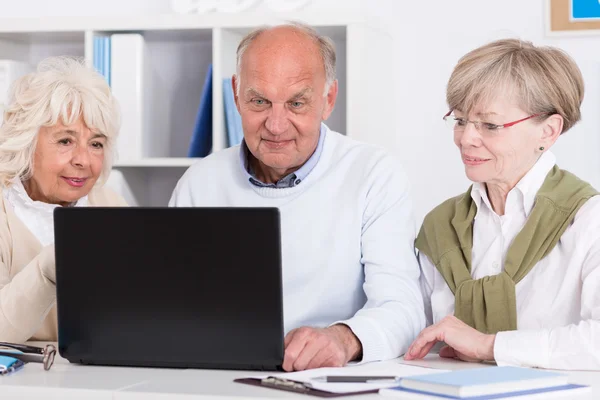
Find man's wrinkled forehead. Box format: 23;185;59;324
240;29;324;80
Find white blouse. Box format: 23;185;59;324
419;151;600;370
2;179;88;246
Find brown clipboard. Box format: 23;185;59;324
234;376;378;398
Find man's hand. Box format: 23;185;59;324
282;324;362;371
404;316;496;363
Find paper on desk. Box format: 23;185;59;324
247;361;450;394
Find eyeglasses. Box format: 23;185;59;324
443;110;546;135
0;342;56;371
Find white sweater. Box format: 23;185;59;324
169;127;425;362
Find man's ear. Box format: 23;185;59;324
232;75;241;113
540;113;563;149
322;80;338;121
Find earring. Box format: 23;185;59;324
539;146;545;151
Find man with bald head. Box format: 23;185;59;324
170;22;424;371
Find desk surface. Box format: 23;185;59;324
1;349;598;399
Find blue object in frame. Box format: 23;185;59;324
103;36;111;86
222;78;243;147
571;0;600;20
187;64;213;157
0;355;25;375
93;36;101;73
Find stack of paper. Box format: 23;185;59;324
238;361;450;396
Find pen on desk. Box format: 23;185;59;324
312;376;400;383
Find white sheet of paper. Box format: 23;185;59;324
247;360;450;394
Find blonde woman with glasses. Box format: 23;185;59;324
405;39;600;370
0;56;126;344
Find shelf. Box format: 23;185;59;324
113;158;200;168
0;31;84;44
0;13;388;207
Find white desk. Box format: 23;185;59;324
1;350;598;399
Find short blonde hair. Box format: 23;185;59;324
447;38;584;134
0;56;120;186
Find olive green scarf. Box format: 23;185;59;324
415;166;598;334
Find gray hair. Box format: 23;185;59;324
0;56;120;187
235;21;336;96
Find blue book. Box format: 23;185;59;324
222;78;243;147
103;36;111;86
380;383;590;399
99;36;104;77
93;37;101;73
397;367;568;398
187;64;213;157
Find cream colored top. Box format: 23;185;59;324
0;184;127;343
3;179;89;246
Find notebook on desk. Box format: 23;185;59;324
379;384;590;399
54;207;284;371
398;366;568;397
379;366;590;399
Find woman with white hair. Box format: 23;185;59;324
405;39;600;370
0;56;126;343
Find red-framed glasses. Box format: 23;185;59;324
443;110;547;134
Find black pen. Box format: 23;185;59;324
312;375;400;383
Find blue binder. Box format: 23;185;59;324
222;78;243;147
187;64;213;157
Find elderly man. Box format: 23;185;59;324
169;22;424;371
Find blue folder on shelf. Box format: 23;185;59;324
103;36;111;86
222;77;243;147
93;36;101;74
187;64;213;157
92;35;111;85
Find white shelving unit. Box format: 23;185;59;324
0;12;394;206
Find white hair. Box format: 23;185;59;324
0;56;120;187
235;21;337;96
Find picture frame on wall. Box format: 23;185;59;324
547;0;600;36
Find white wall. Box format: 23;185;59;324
2;0;599;223
371;0;600;223
0;0;362;17
0;0;171;17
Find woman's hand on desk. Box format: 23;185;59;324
282;325;362;371
404;316;496;363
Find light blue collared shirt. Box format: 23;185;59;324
239;124;327;188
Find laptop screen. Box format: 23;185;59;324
54;207;284;370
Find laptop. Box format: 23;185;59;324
53;207;284;371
